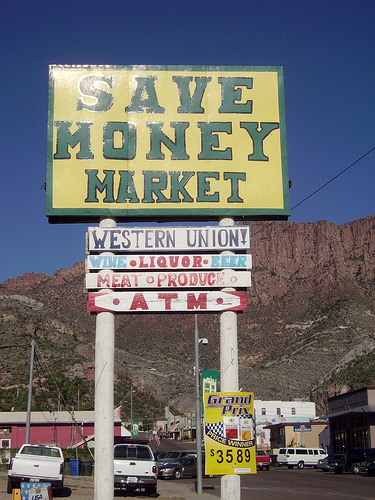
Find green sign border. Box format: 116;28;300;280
46;65;290;223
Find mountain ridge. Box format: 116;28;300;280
1;216;374;416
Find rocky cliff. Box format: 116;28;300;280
1;216;374;416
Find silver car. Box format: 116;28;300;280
317;456;334;472
158;457;197;480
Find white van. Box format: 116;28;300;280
277;448;327;469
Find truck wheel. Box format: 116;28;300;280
265;465;270;471
351;463;360;474
145;485;157;496
173;469;182;479
297;461;304;469
7;479;14;494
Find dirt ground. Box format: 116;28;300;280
0;473;215;499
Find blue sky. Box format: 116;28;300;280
1;0;374;282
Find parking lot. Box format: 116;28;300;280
1;465;374;499
197;467;375;499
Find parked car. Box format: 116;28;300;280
7;444;64;494
153;450;166;460
156;450;192;465
113;443;157;496
316;456;334;472
158;456;197;479
364;448;375;476
277;447;328;469
256;450;272;471
327;448;370;474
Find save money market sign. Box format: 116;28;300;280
46;65;289;222
205;392;256;475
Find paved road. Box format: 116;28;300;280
2;468;374;499
197;467;375;499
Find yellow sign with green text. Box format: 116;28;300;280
47;65;289;222
204;392;256;475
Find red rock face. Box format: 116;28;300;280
2;217;374;312
0;217;373;411
247;216;375;317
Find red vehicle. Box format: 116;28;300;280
256;450;272;471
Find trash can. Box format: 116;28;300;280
80;459;93;476
70;458;80;476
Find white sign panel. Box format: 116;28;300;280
86;253;252;270
88;290;247;312
85;269;251;290
87;226;251;252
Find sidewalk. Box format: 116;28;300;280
157;479;217;499
62;475;219;499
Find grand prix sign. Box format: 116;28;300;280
46;65;290;222
205;392;256;475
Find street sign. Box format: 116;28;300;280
87;226;251;252
88;290;247;312
85;269;251;290
202;370;219;414
205;392;256;475
294;424;312;432
132;422;139;437
86;253;252;270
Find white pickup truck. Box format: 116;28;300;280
7;444;65;494
114;443;157;496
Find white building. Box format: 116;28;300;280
254;399;316;450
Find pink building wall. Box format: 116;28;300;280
8;422;121;449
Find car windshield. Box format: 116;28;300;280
162;459;183;466
114;445;152;460
20;446;61;458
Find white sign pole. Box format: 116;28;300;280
195;314;203;495
219;217;241;500
94;218;115;500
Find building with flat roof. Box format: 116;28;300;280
326;386;375;453
0;408;125;455
264;420;328;453
253;399;316;450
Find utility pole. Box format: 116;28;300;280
94;218;116;500
195;314;203;495
25;340;35;444
219;217;241;500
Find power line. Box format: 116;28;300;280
251;145;375;238
290;146;375;212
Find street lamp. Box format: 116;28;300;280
338;326;373;351
130;386;136;436
194;314;208;496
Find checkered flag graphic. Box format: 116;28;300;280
205;421;224;437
